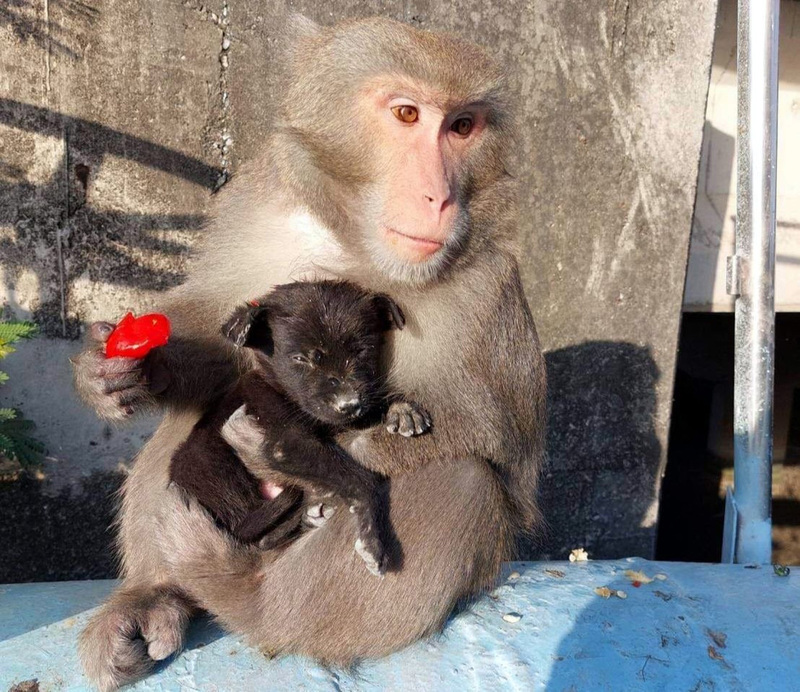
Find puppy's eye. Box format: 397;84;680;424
292;354;309;364
328;377;341;387
311;349;323;364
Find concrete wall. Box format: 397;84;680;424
0;0;717;580
685;0;800;312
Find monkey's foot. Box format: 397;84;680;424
79;586;191;692
385;400;431;437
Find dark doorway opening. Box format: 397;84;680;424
657;312;800;564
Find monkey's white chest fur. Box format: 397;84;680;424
230;207;346;295
283;210;346;282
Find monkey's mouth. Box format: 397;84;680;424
385;227;445;260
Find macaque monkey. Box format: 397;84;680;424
73;14;545;692
169;280;430;576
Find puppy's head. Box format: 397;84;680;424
222;281;404;425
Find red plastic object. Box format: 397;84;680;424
105;312;171;359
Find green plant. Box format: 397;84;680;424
0;320;45;468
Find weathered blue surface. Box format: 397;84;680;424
1;559;797;691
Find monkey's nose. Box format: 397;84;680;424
333;394;362;416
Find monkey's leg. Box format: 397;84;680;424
80;411;201;691
165;454;510;664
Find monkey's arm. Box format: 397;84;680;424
345;263;545;491
71;310;242;422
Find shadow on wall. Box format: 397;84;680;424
0;0;96;60
532;341;661;561
0;99;220;337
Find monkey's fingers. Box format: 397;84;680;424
385;400;431;437
71;347;149;421
102;368;146;395
111;387;154;416
408;407;430;435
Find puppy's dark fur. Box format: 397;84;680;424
169;280;427;574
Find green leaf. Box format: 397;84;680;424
0;321;38;344
0;433;13;452
0;371;8;385
0;417;35;433
0;343;16;359
0;410;45;467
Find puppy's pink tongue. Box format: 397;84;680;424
261;481;284;500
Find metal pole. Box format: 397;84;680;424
725;0;780;565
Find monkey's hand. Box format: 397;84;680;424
221;405;268;477
385;400;431;437
71;321;169;422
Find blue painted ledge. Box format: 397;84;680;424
1;558;797;691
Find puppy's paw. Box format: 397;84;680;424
355;535;386;577
385;400;431;437
303;502;336;528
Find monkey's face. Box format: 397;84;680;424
278;18;513;286
354;83;489;284
223;282;405;427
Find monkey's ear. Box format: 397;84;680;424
373;294;406;331
221;303;274;355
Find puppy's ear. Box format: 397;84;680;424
221;301;274;355
373;294;406;331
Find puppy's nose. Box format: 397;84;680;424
333;394;362;416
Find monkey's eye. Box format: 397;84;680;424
451;116;473;136
391;105;419;123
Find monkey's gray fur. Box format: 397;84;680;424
72;14;546;692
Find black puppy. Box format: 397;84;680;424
169;280;431;575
